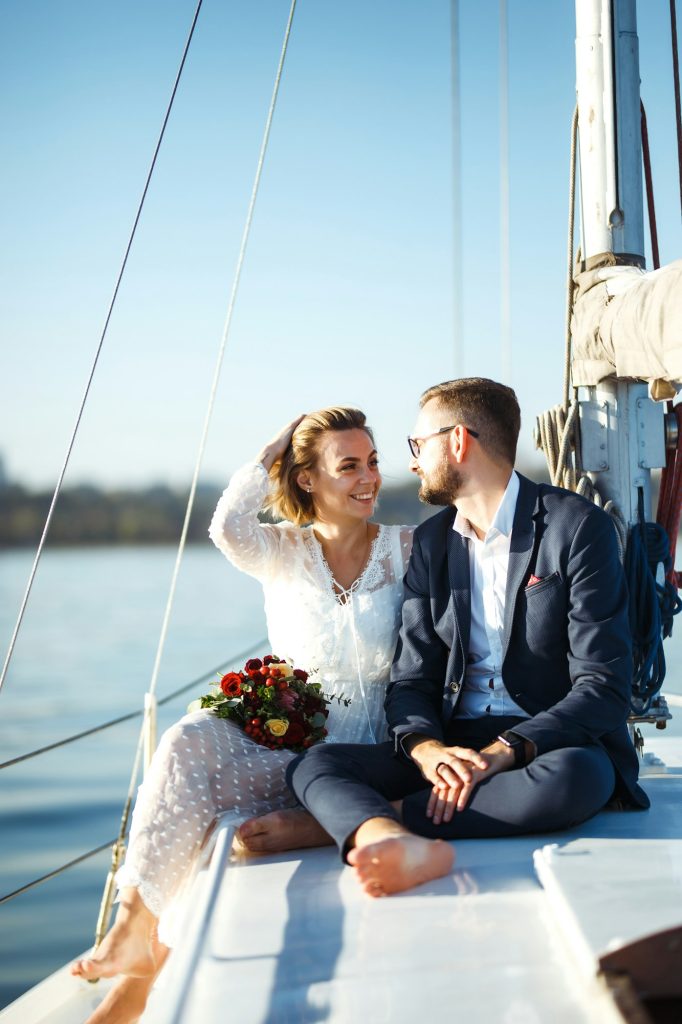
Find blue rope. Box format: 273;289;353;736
624;490;682;712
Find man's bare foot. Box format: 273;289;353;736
348;834;455;897
71;890;160;980
83;976;152;1024
235;808;332;854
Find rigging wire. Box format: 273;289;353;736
670;0;682;218
450;0;463;375
499;0;512;385
640;102;660;270
563;106;579;413
0;639;266;772
145;0;297;707
0;0;205;700
93;0;298;948
0;840;116;907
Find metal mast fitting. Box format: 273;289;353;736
574;0;665;526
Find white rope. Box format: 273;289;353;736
145;0;297;703
0;0;205;699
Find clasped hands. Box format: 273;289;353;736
407;736;516;825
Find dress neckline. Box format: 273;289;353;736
308;524;385;603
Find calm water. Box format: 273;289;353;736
0;545;266;1009
1;545;681;1010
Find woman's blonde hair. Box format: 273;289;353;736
264;407;375;526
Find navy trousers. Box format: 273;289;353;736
287;716;617;858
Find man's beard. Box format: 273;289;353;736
418;463;464;506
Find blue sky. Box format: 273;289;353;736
1;1;680;490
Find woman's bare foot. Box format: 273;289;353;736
347;833;455;897
71;889;160;981
83;945;169;1024
235;808;332;854
83;976;152;1024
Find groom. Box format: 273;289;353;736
287;377;648;896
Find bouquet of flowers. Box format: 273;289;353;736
188;654;331;752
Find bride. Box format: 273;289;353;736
71;406;414;1022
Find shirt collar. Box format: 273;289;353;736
453;470;519;542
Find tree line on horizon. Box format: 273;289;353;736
0;459;551;548
0;480;432;547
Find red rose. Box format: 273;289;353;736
248;670;265;684
292;669;309;682
284;722;306;744
220;672;243;697
263;654;277;666
245;658;263;672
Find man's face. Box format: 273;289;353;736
410;400;464;506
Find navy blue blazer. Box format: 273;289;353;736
385;473;648;809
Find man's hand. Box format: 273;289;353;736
408;736;518;824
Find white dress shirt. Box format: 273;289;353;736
453;471;530;720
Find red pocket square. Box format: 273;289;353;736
526;574;543;588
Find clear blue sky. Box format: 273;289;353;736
1;1;680;490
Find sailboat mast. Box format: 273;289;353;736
574;0;663;525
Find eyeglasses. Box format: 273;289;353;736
407;424;479;459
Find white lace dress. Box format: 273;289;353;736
115;462;413;942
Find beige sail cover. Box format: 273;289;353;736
571;259;682;398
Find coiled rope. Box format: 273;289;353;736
626;492;682;713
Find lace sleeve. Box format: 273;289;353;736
208;462;285;580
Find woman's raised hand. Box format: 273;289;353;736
257;415;307;472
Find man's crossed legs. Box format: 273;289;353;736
287;717;616;896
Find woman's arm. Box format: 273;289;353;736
208;416;304;579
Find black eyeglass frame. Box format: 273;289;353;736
407;424;479;459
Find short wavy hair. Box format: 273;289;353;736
420;377;521;465
264;407;375;526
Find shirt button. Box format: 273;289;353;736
449;681;461;694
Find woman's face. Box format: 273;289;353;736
303;429;381;524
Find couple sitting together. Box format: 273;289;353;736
73;376;648;1024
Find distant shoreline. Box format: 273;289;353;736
0;462;552;548
0;479;432;548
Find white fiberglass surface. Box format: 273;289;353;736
140;724;682;1024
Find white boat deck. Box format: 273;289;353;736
142;728;682;1024
3;725;680;1024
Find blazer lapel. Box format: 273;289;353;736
447;521;470;678
501;474;540;663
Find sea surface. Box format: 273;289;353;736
1;544;681;1011
0;545;266;1010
